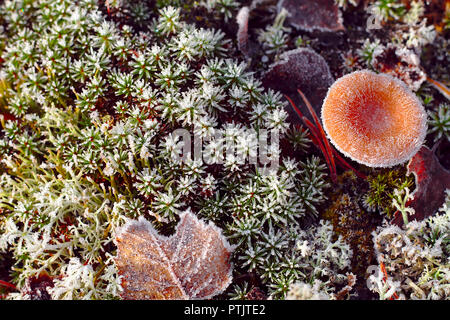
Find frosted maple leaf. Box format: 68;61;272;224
114;210;234;300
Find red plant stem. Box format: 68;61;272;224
105;0;111;15
0;279;17;291
284;94;306;119
303;118;336;180
296;89;337;182
303;115;364;179
285;94;336;181
379;262;399;300
285;92;367;181
301;117;337;180
426;76;450;100
331;148;367;179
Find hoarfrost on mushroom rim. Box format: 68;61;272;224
321;70;428;168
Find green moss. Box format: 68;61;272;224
363;167;414;217
321;170;385;298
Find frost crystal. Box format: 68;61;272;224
370;194;450;300
286;281;331;300
114;210;234;300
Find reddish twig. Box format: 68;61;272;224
105;0;111;15
285;94;336;181
0;279;17;291
303;118;337;179
297;88;337;183
379;262;399;300
426;76;450;101
286;90;367;182
331;148;367;179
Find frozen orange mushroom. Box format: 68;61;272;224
321;70;427;167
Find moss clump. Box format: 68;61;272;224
363;167;414;217
321;171;383;299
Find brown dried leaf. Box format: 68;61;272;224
278;0;345;32
236;6;250;56
114;211;234;300
392;145;450;226
262;48;334;117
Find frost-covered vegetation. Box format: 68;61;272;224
0;0;448;300
369;191;450;300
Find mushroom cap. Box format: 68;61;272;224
321;70;427;167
